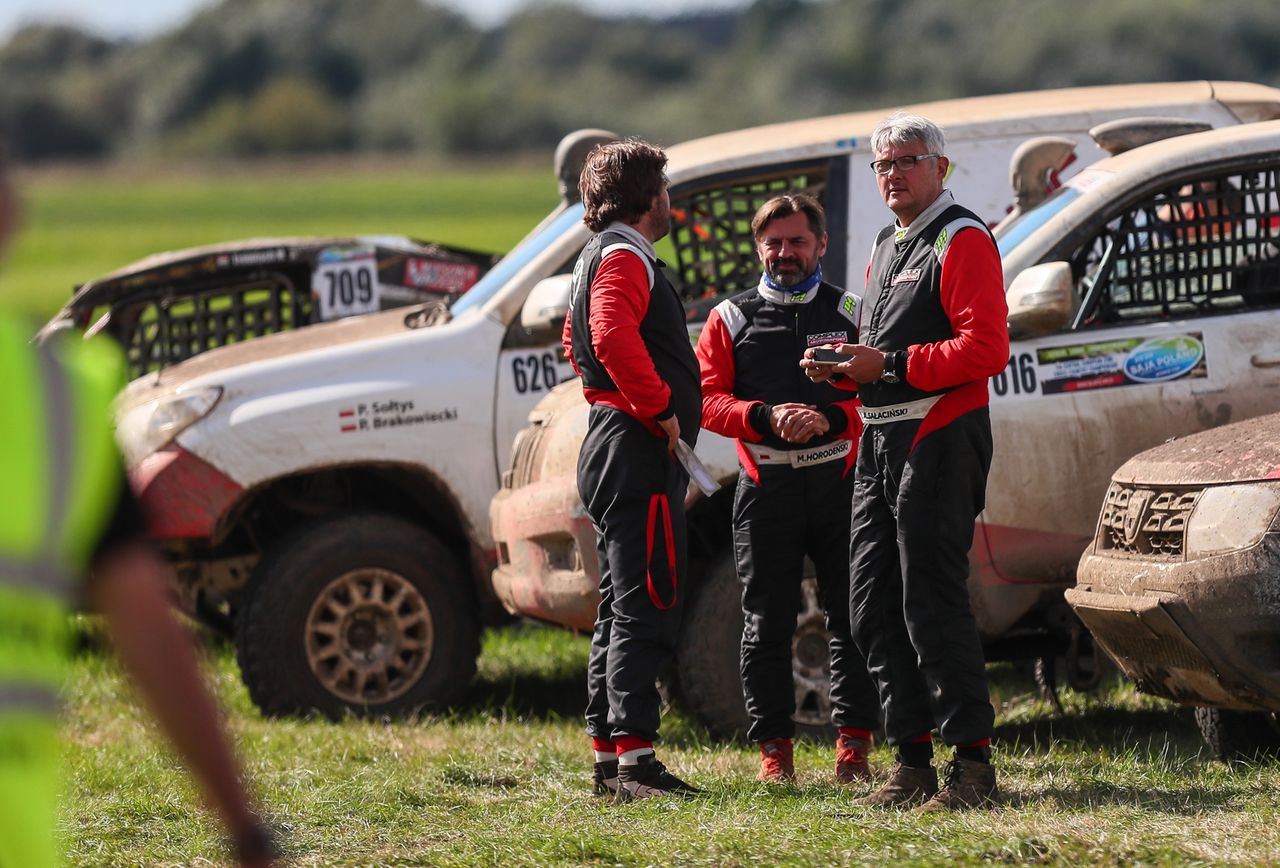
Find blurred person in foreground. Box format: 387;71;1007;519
801;112;1009;810
562;139;702;801
695;193;880;785
0;158;276;866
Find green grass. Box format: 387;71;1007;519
4;158;558;319
61;623;1280;866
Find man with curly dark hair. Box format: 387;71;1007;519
562;139;702;802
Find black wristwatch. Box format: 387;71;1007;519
880;351;902;384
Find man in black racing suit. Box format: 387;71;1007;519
803;113;1009;810
696;193;880;784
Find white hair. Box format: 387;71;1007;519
870;112;946;156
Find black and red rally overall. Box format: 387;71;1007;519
838;190;1009;750
563;222;701;746
697;274;880;743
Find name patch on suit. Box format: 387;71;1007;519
892;268;923;285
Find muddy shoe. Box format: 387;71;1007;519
852;762;937;807
834;734;873;784
593;759;619;796
757;738;796;783
916;758;998;811
613;754;701;803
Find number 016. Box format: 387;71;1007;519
992;353;1037;396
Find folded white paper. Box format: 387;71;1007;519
674;439;721;497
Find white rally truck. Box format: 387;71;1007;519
43;81;1280;719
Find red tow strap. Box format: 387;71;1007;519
645;493;678;609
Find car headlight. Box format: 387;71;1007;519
1185;482;1280;556
116;386;222;467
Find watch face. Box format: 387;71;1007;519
881;371;899;384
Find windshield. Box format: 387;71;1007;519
449;203;586;316
996;186;1083;257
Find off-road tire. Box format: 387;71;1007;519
234;513;478;718
1195;707;1280;762
674;554;836;740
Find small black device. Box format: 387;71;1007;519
809;346;846;365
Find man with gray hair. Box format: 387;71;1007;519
802;112;1009;809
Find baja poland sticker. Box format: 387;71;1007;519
1122;335;1204;383
992;332;1208;400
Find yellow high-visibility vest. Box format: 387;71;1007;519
0;313;125;868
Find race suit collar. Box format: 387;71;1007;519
758;263;823;305
604;221;658;261
893;189;956;244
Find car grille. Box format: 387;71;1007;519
1098;483;1200;558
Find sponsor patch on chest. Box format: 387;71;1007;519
807;331;849;347
892;268;923;285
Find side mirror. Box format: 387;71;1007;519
1006;261;1074;339
520;274;573;341
555;129;618;205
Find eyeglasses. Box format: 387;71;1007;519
870;154;941;175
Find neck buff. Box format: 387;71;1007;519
759;262;822;303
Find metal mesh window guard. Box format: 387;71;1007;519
116;274;310;378
670;167;827;317
1073;164;1280;328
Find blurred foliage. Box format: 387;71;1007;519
2;0;1279;162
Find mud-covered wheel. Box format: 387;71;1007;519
1195;707;1280;761
674;554;835;739
234;513;479;718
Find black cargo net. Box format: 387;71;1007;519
111;274;311;378
1072;165;1280;328
670;169;827;316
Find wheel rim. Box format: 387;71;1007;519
792;577;832;727
305;568;434;705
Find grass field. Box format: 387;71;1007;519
65;624;1280;866
17;159;1280;864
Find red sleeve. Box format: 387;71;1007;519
589;250;672;419
905;228;1009;391
830;394;862;428
561;302;581;378
696;307;765;441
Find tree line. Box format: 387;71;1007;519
2;0;1279;163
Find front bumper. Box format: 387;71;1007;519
1071;533;1280;711
489;474;599;632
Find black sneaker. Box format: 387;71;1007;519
593;759;619;796
613;754;700;803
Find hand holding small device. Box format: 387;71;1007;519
808;346;847;365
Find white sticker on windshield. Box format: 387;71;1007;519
313;246;379;321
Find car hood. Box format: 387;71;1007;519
115;304;447;412
1113;411;1280;486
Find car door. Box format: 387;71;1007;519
985;156;1280;583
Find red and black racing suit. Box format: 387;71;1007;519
838;190;1009;750
563;222;701;748
697;277;880;743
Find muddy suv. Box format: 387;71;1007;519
493;111;1280;736
1071;410;1280;760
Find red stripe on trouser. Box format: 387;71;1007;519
645;493;678;610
